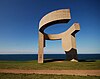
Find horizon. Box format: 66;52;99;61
0;53;100;55
0;0;100;54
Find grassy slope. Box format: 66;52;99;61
0;60;100;70
0;73;100;79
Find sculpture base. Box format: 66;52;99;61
70;59;78;62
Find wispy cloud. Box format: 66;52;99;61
0;49;34;54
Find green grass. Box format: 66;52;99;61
0;73;100;79
0;60;100;70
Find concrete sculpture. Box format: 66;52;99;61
38;9;80;63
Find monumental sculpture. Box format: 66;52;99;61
38;9;80;63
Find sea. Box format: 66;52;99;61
0;54;100;61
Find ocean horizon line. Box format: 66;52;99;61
0;53;100;55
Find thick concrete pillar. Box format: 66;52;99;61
38;32;44;63
62;23;80;61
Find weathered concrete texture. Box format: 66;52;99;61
38;32;44;63
39;9;71;31
38;9;80;63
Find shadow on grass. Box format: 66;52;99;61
44;59;65;63
44;59;96;63
78;60;96;62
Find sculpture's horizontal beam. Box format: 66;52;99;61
44;23;80;40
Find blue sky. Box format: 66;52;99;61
0;0;100;54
